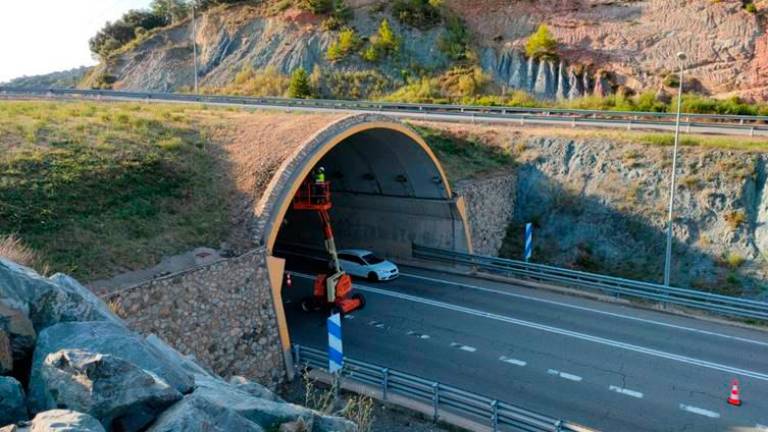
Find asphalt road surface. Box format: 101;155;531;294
282;259;768;432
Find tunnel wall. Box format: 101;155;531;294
105;248;285;387
279;192;470;258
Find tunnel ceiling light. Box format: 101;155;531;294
396;174;408;183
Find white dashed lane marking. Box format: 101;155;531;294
406;331;430;339
499;356;527;367
679;404;720;419
450;342;477;352
368;320;385;329
343;314;355;320
547;369;583;382
608;385;643;399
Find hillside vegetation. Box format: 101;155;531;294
0;100;230;279
69;0;768;114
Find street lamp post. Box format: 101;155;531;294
192;2;199;95
663;52;687;287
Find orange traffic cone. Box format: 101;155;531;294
286;273;293;288
727;379;742;406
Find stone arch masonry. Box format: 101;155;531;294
105;114;475;388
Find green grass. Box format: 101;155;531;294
412;125;513;180
0;100;229;280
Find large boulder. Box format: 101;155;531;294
191;375;356;432
4;410;106;432
144;334;212;378
0;376;28;426
29;321;194;413
0;259;122;334
146;395;265;432
32;349;181;432
229;375;284;402
0;303;36;368
0;331;12;374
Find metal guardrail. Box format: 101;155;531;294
2;87;767;137
413;245;768;322
293;344;593;432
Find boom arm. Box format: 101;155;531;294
319;209;341;273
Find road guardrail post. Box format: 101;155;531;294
381;368;389;400
490;400;499;432
751;127;755;137
293;345;301;372
432;383;440;421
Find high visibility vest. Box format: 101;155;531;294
315;172;325;183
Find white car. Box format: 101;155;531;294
332;249;399;281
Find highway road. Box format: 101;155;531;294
2;87;768;138
283;261;768;431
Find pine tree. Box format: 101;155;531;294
288;68;312;99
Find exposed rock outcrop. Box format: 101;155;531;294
28;321;194;412
0;258;358;431
2;410;106;432
77;1;768;101
0;377;27;425
34;350;181;431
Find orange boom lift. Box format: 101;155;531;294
292;175;365;314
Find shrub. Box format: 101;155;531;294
363;19;401;62
392;0;442;29
326;28;362;61
297;0;333;14
210;66;290;97
663;73;680;88
0;235;39;268
725;252;746;269
321;0;353;30
724;211;747;230
439;15;470;61
525;24;558;60
89;10;168;59
289;67;313;98
745;2;758;13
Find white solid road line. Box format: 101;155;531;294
499;356;527;366
450;342;477;352
679;404;720;419
400;272;768;348
351;283;768;382
608;385;644;399
547;369;583;382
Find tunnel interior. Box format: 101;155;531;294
273;127;470;263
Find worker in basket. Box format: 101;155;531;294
313;166;326;204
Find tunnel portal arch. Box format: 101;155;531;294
254;114;472;374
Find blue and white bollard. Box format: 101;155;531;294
524;223;533;262
327;312;343;373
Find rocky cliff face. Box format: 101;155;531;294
427;122;768;297
511;138;768;296
89;0;768;101
453;0;768;101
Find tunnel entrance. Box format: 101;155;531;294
272;127;471;261
256;116;472;373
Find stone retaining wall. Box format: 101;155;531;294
455;172;517;256
104;248;285;388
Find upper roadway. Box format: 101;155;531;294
284;261;768;432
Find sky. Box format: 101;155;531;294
0;0;152;83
